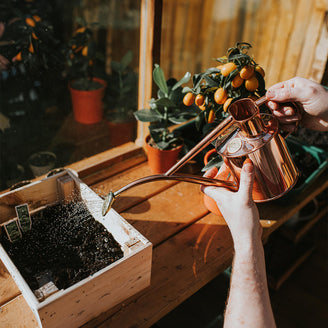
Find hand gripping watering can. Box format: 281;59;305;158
102;96;299;216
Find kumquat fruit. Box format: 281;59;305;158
183;92;195;106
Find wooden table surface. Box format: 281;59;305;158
1;150;327;328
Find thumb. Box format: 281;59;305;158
238;159;255;200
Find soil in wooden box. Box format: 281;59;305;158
0;201;123;291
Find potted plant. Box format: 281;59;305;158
28;150;56;177
134;64;199;173
181;43;266;215
66;20;107;124
105;50;138;146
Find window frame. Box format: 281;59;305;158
68;0;162;179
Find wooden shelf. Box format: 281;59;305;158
280;203;328;244
266;234;316;291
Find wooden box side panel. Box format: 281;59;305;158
0;174;62;224
37;244;152;328
76;172;150;248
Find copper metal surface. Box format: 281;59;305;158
102;94;299;215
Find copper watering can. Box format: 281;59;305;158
102;96;299;216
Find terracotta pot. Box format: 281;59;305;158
69;77;107;124
107;120;136;147
203;149;267;216
145;135;183;174
203;157;234;216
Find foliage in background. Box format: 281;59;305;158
105;50;138;121
65;17;104;90
183;43;266;132
182;43;267;171
134;64;199;150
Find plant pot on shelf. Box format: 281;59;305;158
202;149;234;217
69;77;107;124
28;151;56;177
105;110;137;147
145;135;183;174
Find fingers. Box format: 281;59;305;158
237;159;255;201
266;78;299;102
267;101;302;130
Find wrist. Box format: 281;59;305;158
233;236;263;255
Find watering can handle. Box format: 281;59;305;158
254;95;299;138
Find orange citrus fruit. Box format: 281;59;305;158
183;92;195;106
32;15;41;22
208;110;215;123
245;76;259;91
199;103;206;111
231;74;244;88
195;94;205;106
255;65;265;77
14;52;22;61
32;32;38;40
223;98;233;112
240;66;254;79
25;17;35;27
220;62;237;77
29;42;34;53
82;46;88;56
214;88;228;104
75;27;86;34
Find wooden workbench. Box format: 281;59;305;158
0;143;327;328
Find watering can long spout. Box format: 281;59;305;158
102;96;269;216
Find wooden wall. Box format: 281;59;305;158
160;0;328;87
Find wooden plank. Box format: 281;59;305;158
279;0;314;82
256;0;280;78
90;162;179;211
0;176;59;224
259;169;328;237
94;213;234;328
82;153;147;187
266;0;295;86
0;295;38;328
136;0;156;147
309;11;328;82
121;181;210;245
0;262;21;306
280;204;328;243
69;142;143;178
296;3;325;79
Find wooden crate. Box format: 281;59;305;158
0;169;152;328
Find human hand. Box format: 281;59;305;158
201;159;262;251
266;77;328;132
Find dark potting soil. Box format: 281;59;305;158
0;201;123;291
29;153;55;166
293;127;328;152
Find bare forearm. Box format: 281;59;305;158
224;241;276;328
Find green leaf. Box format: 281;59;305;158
120;50;133;69
151;97;176;108
134;109;162;122
172;72;191;90
182;86;193;93
153;64;168;95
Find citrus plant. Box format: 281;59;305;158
105;50;138;121
182;42;266;131
134;64;199;150
65;19;101;90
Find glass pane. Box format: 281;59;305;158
0;0;140;191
